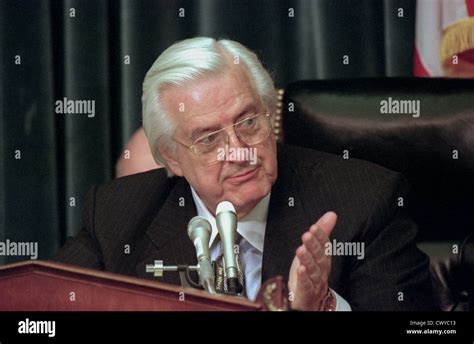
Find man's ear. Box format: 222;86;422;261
159;144;183;176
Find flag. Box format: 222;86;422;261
414;0;474;77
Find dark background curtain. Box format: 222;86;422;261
0;0;416;264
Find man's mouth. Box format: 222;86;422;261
225;167;260;184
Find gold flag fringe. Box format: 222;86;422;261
440;17;474;64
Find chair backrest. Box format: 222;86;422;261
280;78;474;243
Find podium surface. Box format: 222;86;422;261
0;260;261;311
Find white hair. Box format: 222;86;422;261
141;37;277;177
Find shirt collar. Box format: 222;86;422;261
190;186;270;253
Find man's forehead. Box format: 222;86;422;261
162;68;260;120
186;91;257;119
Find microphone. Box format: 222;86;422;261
187;216;216;294
216;201;243;295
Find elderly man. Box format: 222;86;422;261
56;37;434;311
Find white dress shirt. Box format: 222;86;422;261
190;187;351;311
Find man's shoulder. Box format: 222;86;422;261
99;168;169;192
278;144;410;246
277;144;408;221
81;168;182;240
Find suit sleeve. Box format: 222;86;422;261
348;173;435;311
53;186;104;270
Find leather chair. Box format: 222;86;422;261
276;78;474;311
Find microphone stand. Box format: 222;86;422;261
146;260;216;294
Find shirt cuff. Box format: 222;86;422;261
331;289;352;311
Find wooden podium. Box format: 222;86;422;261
0;260;262;311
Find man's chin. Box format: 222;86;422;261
225;181;270;216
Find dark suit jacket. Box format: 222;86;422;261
55;144;434;311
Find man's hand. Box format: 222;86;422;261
288;211;337;311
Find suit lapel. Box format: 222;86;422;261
136;177;198;285
262;148;314;283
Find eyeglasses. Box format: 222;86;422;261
173;112;273;165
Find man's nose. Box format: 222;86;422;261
224;127;245;149
223;128;248;164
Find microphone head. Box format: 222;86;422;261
187;216;211;240
187;216;212;265
215;201;240;288
187;216;215;291
216;201;236;215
